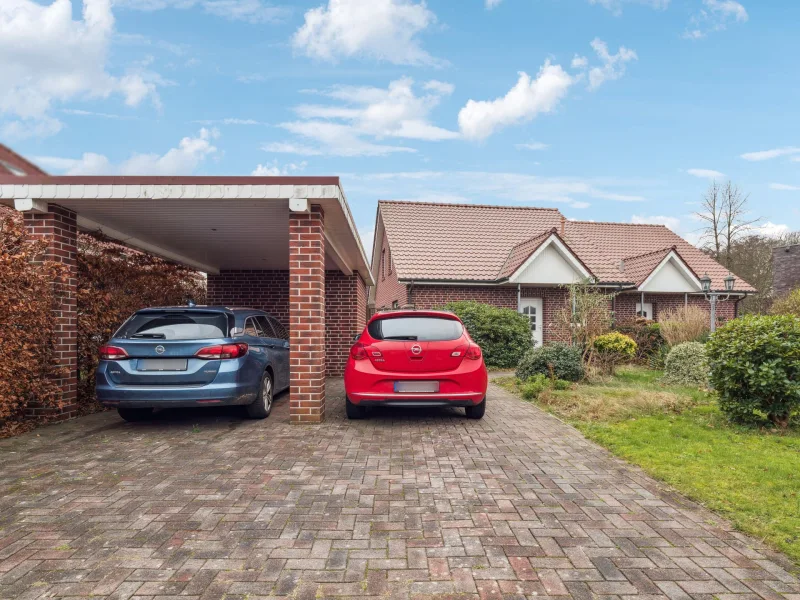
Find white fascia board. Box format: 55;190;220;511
336;185;375;286
509;235;593;283
77;216;220;275
324;229;354;276
638;251;702;292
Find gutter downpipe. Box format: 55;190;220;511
517;284;521;312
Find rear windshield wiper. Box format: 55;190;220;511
130;333;167;339
382;335;418;340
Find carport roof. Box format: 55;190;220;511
0;174;373;284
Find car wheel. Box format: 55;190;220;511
345;397;365;420
247;371;273;419
118;407;154;422
465;397;486;420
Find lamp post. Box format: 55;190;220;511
700;272;736;333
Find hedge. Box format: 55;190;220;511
516;343;584;382
444;301;532;368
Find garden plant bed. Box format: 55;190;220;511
497;366;800;565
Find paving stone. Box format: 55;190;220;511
0;380;797;600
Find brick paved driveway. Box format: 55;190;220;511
1;381;797;600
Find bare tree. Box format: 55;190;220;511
694;180;761;266
695;181;723;258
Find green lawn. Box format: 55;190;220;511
497;366;800;565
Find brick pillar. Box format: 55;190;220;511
289;206;326;423
23;204;79;420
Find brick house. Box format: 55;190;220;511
370;201;754;345
1;146;372;423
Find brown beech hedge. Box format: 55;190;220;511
0;210;68;432
1;207;206;432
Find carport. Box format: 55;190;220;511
0;176;373;423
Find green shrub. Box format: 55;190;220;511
552;379;572;391
662;342;708;387
516;343;584;382
593;332;636;374
444;301;532;368
614;319;665;363
706;315;800;428
519;374;550;400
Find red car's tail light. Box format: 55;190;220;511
465;344;482;360
99;345;128;360
350;343;383;362
195;343;248;360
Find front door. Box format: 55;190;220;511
519;298;543;347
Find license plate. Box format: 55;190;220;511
394;381;439;393
137;358;188;372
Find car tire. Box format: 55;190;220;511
465;397;486;420
118;407;154;422
345;397;365;420
247;371;274;419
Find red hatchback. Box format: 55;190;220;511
344;310;488;420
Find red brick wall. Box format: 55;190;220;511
373;219;407;309
207;270;290;325
614;293;737;324
23;204;78;421
325;271;367;377
289;206;326;423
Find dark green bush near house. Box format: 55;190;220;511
706;315;800;428
613;319;665;363
516;343;584;382
662;342;708;387
444;301;532;368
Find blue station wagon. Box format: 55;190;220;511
96;306;290;422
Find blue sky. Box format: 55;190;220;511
2;0;800;255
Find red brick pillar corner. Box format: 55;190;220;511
289;205;326;423
23;204;79;421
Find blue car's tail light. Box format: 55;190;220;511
195;343;248;360
99;345;129;360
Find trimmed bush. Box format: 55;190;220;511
614;318;665;363
706;315;800;428
444;301;532;369
662;342;708;387
593;332;637;374
516;343;584;382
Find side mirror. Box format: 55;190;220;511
283;340;289;349
353;333;361;342
231;327;244;337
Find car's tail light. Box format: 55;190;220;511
99;345;128;360
195;343;248;360
465;344;482;360
350;343;384;362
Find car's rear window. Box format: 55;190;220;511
368;316;464;341
116;311;229;340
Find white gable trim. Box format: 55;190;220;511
638;251;702;292
509;235;593;284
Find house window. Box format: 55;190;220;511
636;302;654;320
381;249;386;280
392;300;399;309
388;247;392;274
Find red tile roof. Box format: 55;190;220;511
379;201;755;292
0;144;47;176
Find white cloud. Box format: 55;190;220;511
115;0;290;23
292;0;440;66
347;170;647;206
0;0;163;139
571;55;589;69
588;0;669;15
458;63;574;140
584;38;638;90
687;168;725;179
515;141;549;151
770;183;800;191
753;221;790;238
193;118;265;125
34;128;219;175
485;0;503;8
237;74;267;84
685;0;748;39
740;146;800;161
631;214;680;231
251;160;307;176
267;77;456;156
